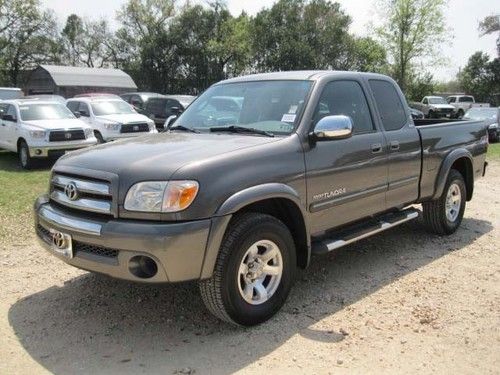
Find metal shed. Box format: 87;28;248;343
24;65;137;98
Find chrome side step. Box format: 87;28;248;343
311;208;419;255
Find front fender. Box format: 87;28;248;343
199;183;310;279
432;148;473;200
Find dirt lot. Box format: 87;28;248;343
0;160;499;374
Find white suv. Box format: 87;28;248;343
66;97;157;142
0;99;97;169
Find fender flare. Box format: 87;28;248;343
432;148;474;200
199;183;311;279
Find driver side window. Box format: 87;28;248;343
314;80;374;133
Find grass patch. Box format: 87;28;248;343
0;151;51;242
488;142;500;160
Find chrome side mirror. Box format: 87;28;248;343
311;115;353;141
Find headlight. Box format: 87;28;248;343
29;130;46;139
104;123;121;131
84;128;93;138
124;180;199;212
148;122;155;131
488;123;498;129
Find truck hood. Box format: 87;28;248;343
430;104;455;110
96;113;152;124
55;132;281;181
23;118;90;130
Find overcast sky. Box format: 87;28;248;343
42;0;499;81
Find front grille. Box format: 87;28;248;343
120;123;149;133
49;129;85;142
74;241;119;259
439;108;453;113
50;172;113;216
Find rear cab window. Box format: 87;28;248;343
369;80;407;131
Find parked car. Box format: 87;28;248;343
0;87;23;100
73;93;121;99
144;95;196;130
0;99;97;169
463;107;499;142
412;96;455;118
120;92;164;113
24;95;66;104
34;71;488;326
409;107;424;119
66;97;157;143
446;95;490;118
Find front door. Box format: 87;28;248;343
305;79;388;235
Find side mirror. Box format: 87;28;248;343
73;111;81;118
171;106;182;115
311;115;353;141
2;114;16;122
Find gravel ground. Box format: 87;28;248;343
0;162;499;374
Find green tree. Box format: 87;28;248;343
479;14;500;56
340;36;388;73
251;0;351;72
0;0;60;86
60;15;115;67
458;52;500;104
376;0;448;92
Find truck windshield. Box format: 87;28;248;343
91;100;135;116
19;103;75;121
428;97;447;104
175;80;313;135
464;108;497;121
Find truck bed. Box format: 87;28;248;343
415;118;488;201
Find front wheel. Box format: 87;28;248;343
199;213;296;326
18;140;36;169
422;169;466;235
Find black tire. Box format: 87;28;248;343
199;213;296;326
422;169;466;235
94;131;105;144
18;140;36;170
428;110;434;119
457;109;464;119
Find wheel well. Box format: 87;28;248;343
451;157;473;200
237;198;309;269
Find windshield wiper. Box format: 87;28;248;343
168;125;200;133
209;125;274;137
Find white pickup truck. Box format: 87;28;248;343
0;99;97;169
446;95;490;118
66;97;157;143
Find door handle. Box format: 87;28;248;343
371;143;382;153
390;141;400;151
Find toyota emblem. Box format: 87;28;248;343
133;125;139;131
64;182;78;201
52;232;66;249
65;133;72;139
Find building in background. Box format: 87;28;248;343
24;65;137;98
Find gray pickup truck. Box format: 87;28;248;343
34;71;489;326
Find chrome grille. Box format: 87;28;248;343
49;129;85;142
50;173;113;216
120;123;149;133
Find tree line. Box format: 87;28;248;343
0;0;498;102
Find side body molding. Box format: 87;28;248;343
199;183;311;279
431;148;473;200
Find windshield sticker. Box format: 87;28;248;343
281;113;296;123
288;105;298;114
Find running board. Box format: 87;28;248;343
311;208;419;255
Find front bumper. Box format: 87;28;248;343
34;196;213;283
29;139;97;158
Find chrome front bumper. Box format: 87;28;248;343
29;142;97;158
34;196;212;283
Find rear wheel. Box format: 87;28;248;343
423;169;466;235
199;213;296;326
